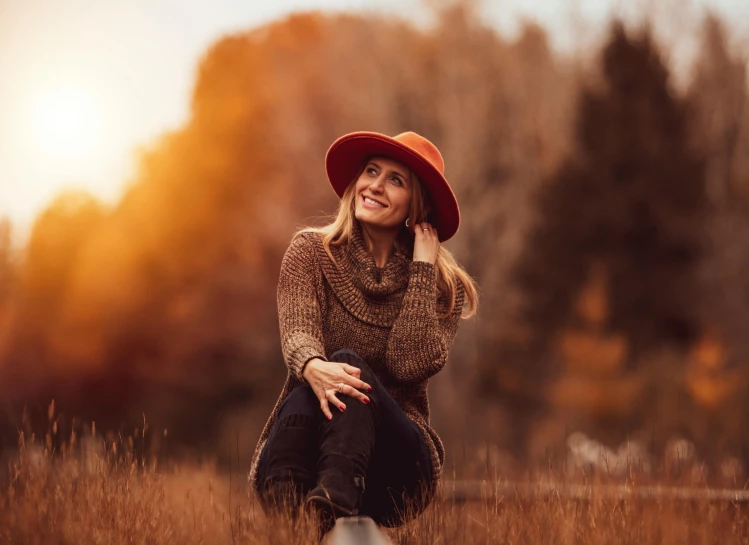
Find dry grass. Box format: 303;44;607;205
3;432;749;545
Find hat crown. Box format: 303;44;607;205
393;132;445;174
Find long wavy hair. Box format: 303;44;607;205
297;160;478;319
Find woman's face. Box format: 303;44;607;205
353;155;412;232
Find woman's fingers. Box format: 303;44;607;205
308;361;373;418
318;393;333;420
344;374;372;393
339;364;372;392
415;224;425;246
413;223;440;264
334;383;371;405
326;388;347;412
320;382;371;413
342;364;361;379
421;223;437;239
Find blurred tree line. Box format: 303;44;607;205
0;6;748;474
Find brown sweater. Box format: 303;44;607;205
248;218;465;493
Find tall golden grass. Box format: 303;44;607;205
3;422;749;544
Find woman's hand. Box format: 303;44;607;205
412;222;440;264
302;358;373;420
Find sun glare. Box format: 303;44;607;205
29;84;103;162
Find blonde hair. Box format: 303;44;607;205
297;161;478;319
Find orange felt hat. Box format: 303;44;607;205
325;131;460;242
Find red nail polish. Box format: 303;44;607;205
367;387;373;392
340;405;346;411
364;398;370;404
327;414;332;420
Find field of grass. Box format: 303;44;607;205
3;430;749;545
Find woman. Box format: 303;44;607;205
248;130;478;532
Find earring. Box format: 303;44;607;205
405;218;410;228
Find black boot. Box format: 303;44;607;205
306;454;368;541
305;351;376;525
259;413;319;516
306;453;368;516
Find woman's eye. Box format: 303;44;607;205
391;177;403;186
367;168;377;175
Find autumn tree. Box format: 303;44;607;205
482;23;706;456
688;14;749;367
683;15;749;462
12;9;743;468
0;191;106;443
0;218;13;308
0;9;579;465
0;218;15;375
521;22;705;354
4;191;105;375
688;14;748;207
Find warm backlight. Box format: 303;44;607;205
29;84;103;162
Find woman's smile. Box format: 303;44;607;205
361;194;388;209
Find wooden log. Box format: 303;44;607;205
327;516;392;545
441;480;749;503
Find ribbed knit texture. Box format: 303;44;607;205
248;218;465;495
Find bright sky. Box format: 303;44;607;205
1;0;747;242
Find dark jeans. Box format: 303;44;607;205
256;349;434;527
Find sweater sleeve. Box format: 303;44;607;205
277;234;327;382
385;261;464;384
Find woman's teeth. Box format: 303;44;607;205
364;196;385;207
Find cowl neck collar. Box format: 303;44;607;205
311;219;411;327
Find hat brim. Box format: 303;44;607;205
325;131;460;242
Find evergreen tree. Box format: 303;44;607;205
688;14;748;208
515;22;705;361
688;14;749;367
483;23;708;457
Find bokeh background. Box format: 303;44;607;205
1;0;749;480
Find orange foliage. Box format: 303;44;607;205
574;261;610;328
0;7;748;469
548;374;645;417
558;331;629;377
685;329;743;409
691;330;727;372
684;369;744;410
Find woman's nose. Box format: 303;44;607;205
369;175;385;192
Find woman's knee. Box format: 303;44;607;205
330;349;377;385
330;349;373;373
277;385;319;418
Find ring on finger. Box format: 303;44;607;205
337;382;345;394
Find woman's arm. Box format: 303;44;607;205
277;233;328;382
385;260;464;384
278;233;372;418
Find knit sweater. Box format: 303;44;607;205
248;218;465;494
